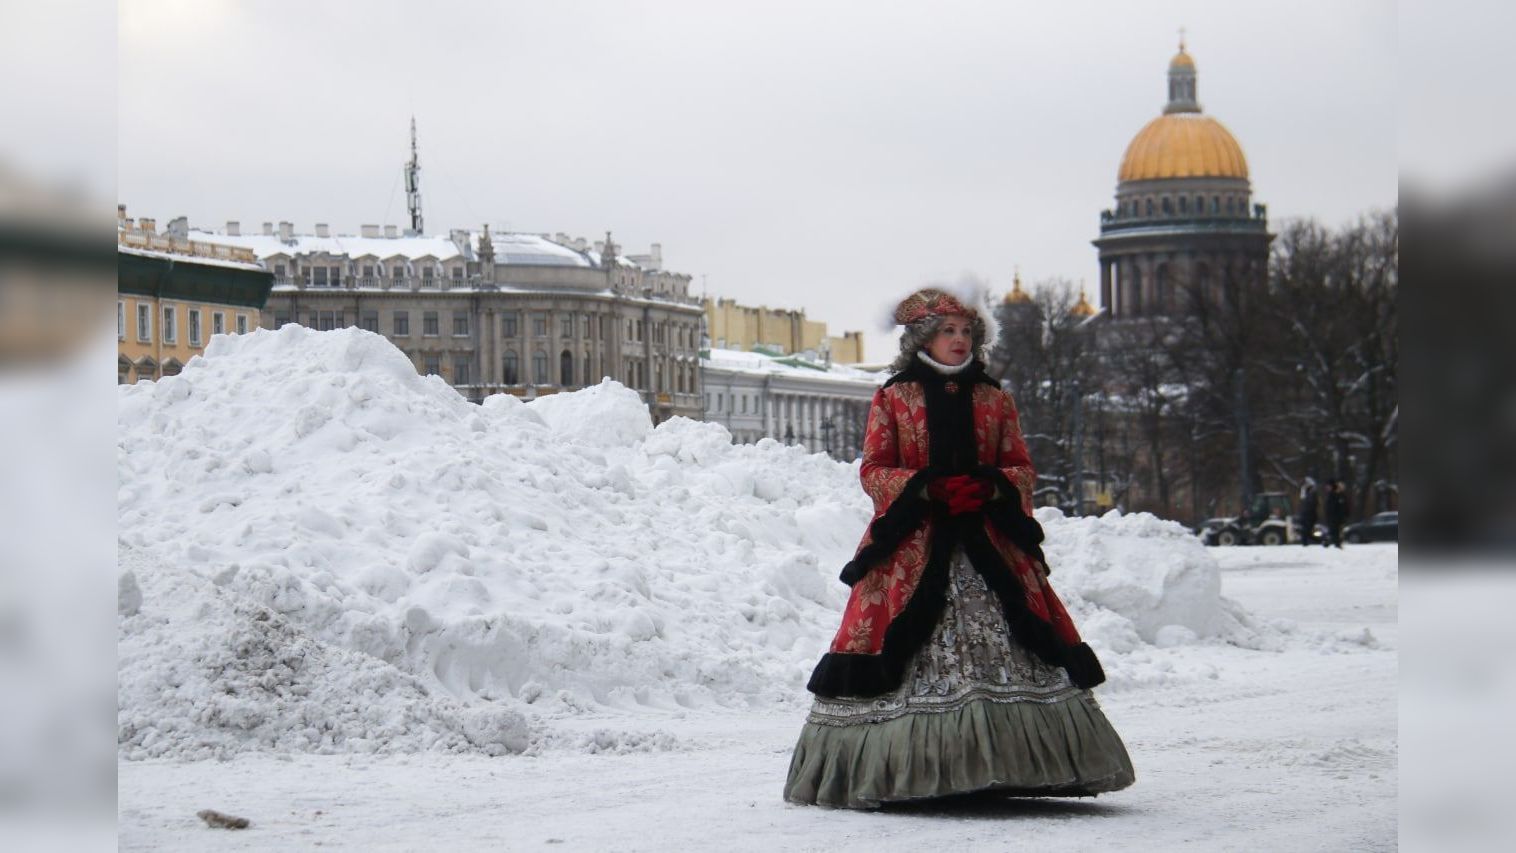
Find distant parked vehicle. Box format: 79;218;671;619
1343;511;1398;543
1200;492;1298;546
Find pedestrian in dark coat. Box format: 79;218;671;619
1323;479;1350;548
1297;477;1319;546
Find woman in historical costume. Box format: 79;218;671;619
783;287;1135;809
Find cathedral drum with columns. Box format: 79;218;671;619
1093;39;1274;319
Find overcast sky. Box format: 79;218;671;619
118;0;1397;362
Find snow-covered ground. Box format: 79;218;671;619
117;328;1396;850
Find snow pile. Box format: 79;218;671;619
1038;508;1231;647
117;326;1260;758
118;327;862;758
1034;508;1277;688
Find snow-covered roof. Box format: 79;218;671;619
703;347;883;386
189;229;598;268
117;244;267;274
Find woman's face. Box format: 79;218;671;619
926;313;973;366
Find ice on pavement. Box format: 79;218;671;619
117;326;1284;759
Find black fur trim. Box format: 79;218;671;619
808;518;1106;696
838;467;940;586
958;525;1105;689
975;465;1049;571
808;514;960;697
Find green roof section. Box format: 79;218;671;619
117;250;274;309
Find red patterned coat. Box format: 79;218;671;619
805;358;1105;698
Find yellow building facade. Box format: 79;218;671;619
118;212;273;383
703;297;864;364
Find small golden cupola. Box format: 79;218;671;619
1003;268;1032;305
1071;283;1096;318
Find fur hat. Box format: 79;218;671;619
885;279;1001;373
893;288;975;325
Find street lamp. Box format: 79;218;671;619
784;423;794;446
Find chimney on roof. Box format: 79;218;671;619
226;221;240;236
278;221;293;242
140;217;156;234
384;225;398;239
117;204;126;227
650;243;662;270
554;232;569;245
262;222;273;236
361;224;380;238
315;223;330;238
573;237;587;252
167;216;189;238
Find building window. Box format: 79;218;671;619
312;267;328;288
582;314;591;338
560;350;573;386
392;265;406;281
1178;196;1188;214
363;265;375;279
423;311;439;336
1195;195;1205;214
1145;198;1154;217
313;310;345;331
273;310;290;328
393;311;410;336
532;313;547;337
361;311;379;333
421;267;435;286
451;267;463;281
137;302;152;341
453;311;470;336
503;351;519;384
161;305;176;343
137;359;157;381
1211;196;1220;214
424;355;441;376
274;264;287;278
533;351;548;384
237;314;248;334
1161;197;1172;216
189;309;202;346
453;358;471;385
503;314;518;338
582;351;591;386
560;316;572;338
212;312;225;336
627;320;634;340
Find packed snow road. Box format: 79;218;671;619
119;543;1396;852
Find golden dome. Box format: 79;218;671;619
1169;49;1194;70
1071;287;1096;318
1118;113;1248;182
1003;269;1032;304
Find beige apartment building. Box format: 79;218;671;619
704;297;864;365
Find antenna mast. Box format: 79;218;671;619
405;117;424;235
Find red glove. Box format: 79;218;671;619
946;479;992;515
927;475;992;515
927;474;975;503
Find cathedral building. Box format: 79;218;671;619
1093;39;1273;318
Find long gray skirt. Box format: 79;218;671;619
783;547;1136;809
